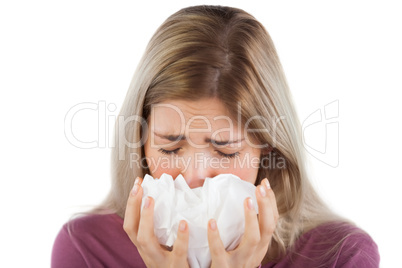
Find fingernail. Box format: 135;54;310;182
134;177;140;185
247;197;254;210
209;219;217;231
259;185;266;197
179;220;187;232
144;197;151;208
131;184;139;196
264;178;271;190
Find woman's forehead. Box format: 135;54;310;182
148;98;244;140
152;98;231;115
150;99;239;126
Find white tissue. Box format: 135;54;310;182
141;173;258;268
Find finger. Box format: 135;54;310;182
171;220;190;267
123;177;143;242
234;197;260;259
135;196;165;261
264;179;279;222
136;196;158;241
256;178;278;246
207;219;228;267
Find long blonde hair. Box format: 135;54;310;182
99;5;341;261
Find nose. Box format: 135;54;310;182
181;152;217;188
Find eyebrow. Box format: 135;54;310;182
205;137;244;146
154;133;186;142
154;132;244;145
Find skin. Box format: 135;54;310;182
123;98;279;267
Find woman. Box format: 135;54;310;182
52;5;379;267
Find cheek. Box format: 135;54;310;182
224;154;260;184
145;155;181;179
149;167;181;180
227;166;259;184
144;145;181;179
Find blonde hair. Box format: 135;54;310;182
99;5;342;261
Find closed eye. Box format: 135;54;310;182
216;150;240;159
158;148;181;155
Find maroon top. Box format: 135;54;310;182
51;213;379;267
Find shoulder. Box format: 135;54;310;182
63;212;123;236
297;221;380;267
264;221;379;268
51;213;146;268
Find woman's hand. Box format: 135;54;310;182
123;177;190;268
207;178;279;268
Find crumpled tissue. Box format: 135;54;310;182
141;173;258;268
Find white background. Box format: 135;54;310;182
1;1;400;267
